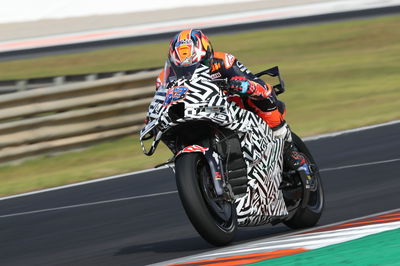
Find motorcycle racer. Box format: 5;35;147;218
155;29;308;172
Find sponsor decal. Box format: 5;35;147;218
214;172;222;180
211;72;222;79
176;39;193;45
225;53;235;68
180;145;209;154
211;62;221;72
236;60;250;74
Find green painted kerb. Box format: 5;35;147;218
249;228;400;266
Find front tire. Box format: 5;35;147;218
284;133;325;229
175;153;237;246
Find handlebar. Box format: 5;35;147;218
210;78;240;96
210;78;229;88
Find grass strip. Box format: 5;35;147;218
0;137;172;196
250;228;400;265
0;15;399;196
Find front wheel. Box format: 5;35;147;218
175;153;237;246
283;133;325;229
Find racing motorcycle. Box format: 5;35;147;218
140;64;324;246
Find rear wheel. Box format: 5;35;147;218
283;133;325;229
175;153;237;246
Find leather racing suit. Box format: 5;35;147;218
156;51;287;131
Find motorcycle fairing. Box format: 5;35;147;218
140;64;288;226
226;103;287;226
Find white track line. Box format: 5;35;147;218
304;120;400;141
320;158;400;172
0;166;171;201
0;190;178;219
1;156;398;218
0;120;398;201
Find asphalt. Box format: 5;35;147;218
0;121;399;265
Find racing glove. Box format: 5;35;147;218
229;76;271;98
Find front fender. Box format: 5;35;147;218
176;145;209;156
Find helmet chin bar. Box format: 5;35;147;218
181;56;195;66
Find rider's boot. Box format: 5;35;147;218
272;123;311;174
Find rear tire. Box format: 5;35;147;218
175;153;237;246
283;133;325;229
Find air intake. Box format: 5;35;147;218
168;102;185;122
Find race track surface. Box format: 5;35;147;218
0;121;399;265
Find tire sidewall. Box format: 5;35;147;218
284;133;325;228
175;152;237;246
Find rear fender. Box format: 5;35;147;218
177;145;226;197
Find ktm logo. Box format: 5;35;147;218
225;54;235;68
211;63;221;72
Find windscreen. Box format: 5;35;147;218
170;61;202;80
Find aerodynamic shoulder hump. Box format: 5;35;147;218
213;51;236;69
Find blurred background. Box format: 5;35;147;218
0;0;399;196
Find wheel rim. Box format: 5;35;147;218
306;172;324;212
303;155;324;213
283;153;324;214
196;158;236;231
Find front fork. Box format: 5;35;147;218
176;145;234;201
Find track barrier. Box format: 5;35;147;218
0;69;161;164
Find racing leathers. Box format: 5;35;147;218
157;51;287;130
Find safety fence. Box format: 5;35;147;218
0;69;160;164
0;67;161;94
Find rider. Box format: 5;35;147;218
155;29;308;171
